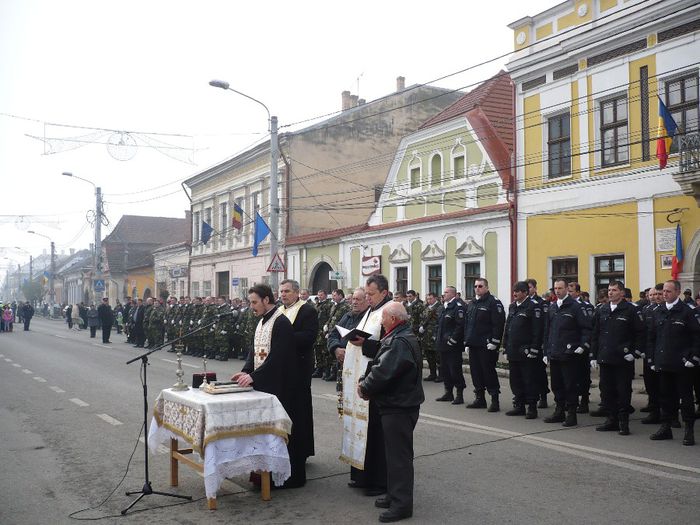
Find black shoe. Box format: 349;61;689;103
375;496;391;509
683;423;695;446
220;356;228;361
487;395;500;413
451;390;464;405
434;375;444;383
348;481;367;489
641;411;660;425
576;400;589;414
365;487;386;497
324;367;337;381
596;417;619;432
423;373;437;382
506;404;526;416
618;414;630;436
650;423;673;441
525;404;538;419
537;395;549;409
379;509;413;523
466;395;487;409
562;408;578;427
589;407;608;418
436;390;454;402
311;368;323;379
640;405;652;413
544;405;565;423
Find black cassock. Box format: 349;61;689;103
242;304;317;487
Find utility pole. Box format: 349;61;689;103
50;241;56;313
269;115;279;295
29;255;33;282
95;186;103;301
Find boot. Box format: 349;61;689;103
670;415;681;429
526;404;538;420
506;403;526;416
596;416;619;432
434;374;444;383
640;409;660;425
436;388;454;402
424;365;437;381
487;394;500;413
618;413;630;436
589;406;608;418
451;389;464;405
683;421;695;446
562;407;578;427
466;392;487;409
311;367;323;379
640;404;652;413
544;404;565;423
576;395;589;414
649;422;673;440
537;394;548;409
323;367;336;382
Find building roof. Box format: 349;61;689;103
419;71;514;152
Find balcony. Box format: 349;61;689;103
676;131;700;206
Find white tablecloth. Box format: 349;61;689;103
148;388;292;497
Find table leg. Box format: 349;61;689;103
170;438;179;487
207;498;217;510
261;471;271;501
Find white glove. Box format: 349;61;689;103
464;346;470;352
650;365;656;371
190;320;193;325
213;324;217;329
684;360;695;368
221;330;227;335
574;346;584;355
198;320;202;325
623;353;634;362
487;343;498;351
179;321;182;325
171;320;175;325
542;356;549;365
323;324;328;332
419;326;425;334
526;352;538;359
590;359;598;370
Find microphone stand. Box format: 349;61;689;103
121;311;239;514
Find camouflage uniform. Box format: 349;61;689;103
188;302;205;356
313;298;334;377
327;299;351;337
142;301;154;346
147;302;165;347
201;301;218;357
165;302;178;351
241;307;259;359
213;302;233;360
419;301;443;380
406;299;425;337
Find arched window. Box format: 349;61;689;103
451;141;467;180
408;153;422;190
430;153;442;187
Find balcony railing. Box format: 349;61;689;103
679;131;700;173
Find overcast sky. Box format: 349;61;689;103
0;0;555;278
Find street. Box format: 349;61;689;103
1;317;698;525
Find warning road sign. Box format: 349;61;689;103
267;253;286;273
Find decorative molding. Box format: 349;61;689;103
455;236;485;259
388;244;411;264
420;241;445;261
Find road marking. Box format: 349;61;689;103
33;377;47;383
12;363;21;367
4;358;12;362
161;358;199;369
54;335;68;339
69;398;89;407
22;369;32;374
94;344;111;349
139;436;174;454
50;386;66;393
96;414;123;426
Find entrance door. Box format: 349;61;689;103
216;271;230;298
310;262;337;294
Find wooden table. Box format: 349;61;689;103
148;388;292;509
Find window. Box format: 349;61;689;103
191;282;200;297
427;265;442;296
216;271;229;298
594;255;625;296
600;96;628;167
410;167;421;190
463;262;481;301
220;202;228;235
430;154;442;187
395;267;408;295
204;207;212;226
252;192;261;215
193;211;200;243
203;280;212;297
666;74;699;153
551;257;578;288
453;154;465;179
235;197;244;239
547;113;571;179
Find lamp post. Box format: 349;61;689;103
62;172;103;301
27;231;55;312
209;80;280;295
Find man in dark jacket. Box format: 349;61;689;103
503;281;543;419
359;301;425;523
590;281;645;435
21;302;34;331
543;279;591;427
647;279;700;445
97;297;114;343
464;278;505;411
435;286;466;404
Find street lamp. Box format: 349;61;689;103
209;79;280;294
27;230;55;311
62;172;103;302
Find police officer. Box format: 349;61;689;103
568;282;595;414
590;280;645;436
543;279;591;427
647;280;700;446
418;292;442;382
435;286;466;404
528;279;550;408
464;278;505;412
503;281;543;419
640;284;664;424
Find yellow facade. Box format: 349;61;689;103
653;196;700;281
127;268;156;300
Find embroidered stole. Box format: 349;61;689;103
280;300;303;325
253;308;284;370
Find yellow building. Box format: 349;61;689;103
508;0;700;298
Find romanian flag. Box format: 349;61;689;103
232;203;243;231
671;223;683;280
656;97;678;169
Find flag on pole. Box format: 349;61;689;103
201;221;213;245
252;213;271;257
671;223;683;280
232;203;243;231
656;97;678;170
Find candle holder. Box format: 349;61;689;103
171;341;189;391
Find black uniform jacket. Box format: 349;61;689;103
360;322;425;412
503;299;543;361
464;292;505;349
543;295;591;361
591;299;645;365
647;300;700;373
436;298;465;351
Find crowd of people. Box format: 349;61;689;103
0;301;34;332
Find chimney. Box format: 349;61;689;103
396;76;405;91
350;94;359;107
358;98;366;105
341;90;352;111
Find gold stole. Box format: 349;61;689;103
253;308;284;370
280;300;303;325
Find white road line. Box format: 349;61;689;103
69;398;89;407
21;369;32;374
161;358;199;369
54;335;68;339
96;414;123;426
12;363;21;367
33;377;47;383
4;358;12;362
50;386;65;393
94;344;111;349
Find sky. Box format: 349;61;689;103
0;0;556;280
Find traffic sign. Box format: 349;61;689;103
94;279;105;292
231;278;240;287
267;253;286;273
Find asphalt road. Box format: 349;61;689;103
1;317;698;525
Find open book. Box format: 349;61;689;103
335;325;373;341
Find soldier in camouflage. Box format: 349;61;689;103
201;297;218;358
405;290;425;337
312;289;334;379
146;298;165;349
419;292;443;382
324;289;351;382
142;297;154;347
165;297;178;352
187;297;204;356
213;296;234;360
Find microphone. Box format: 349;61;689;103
216;310;240;318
